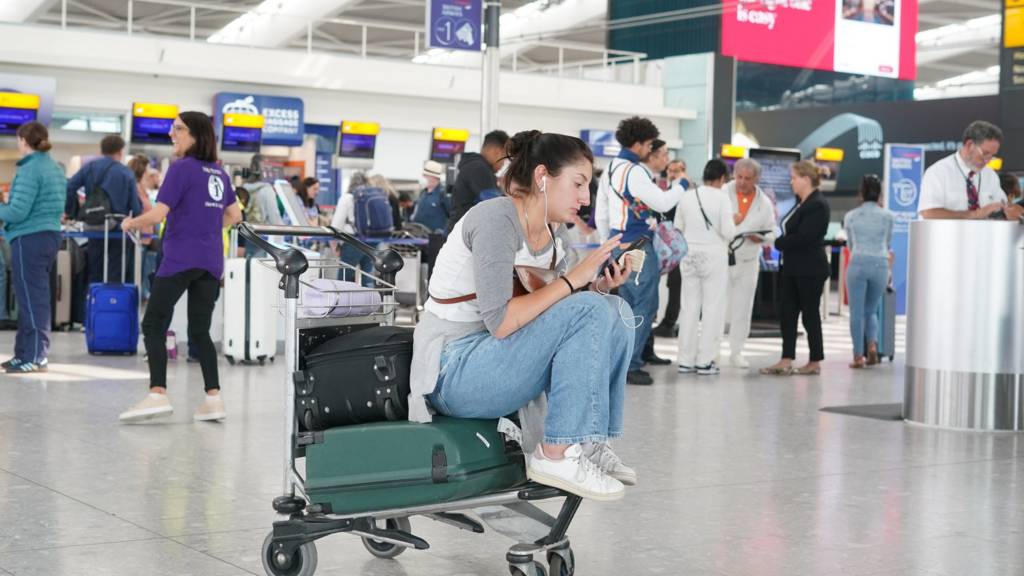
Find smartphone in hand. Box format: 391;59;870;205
600;236;648;278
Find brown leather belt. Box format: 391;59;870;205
430;293;478;305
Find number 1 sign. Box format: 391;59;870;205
426;0;483;52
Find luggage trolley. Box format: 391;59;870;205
238;223;584;576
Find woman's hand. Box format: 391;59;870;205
120;217;139;232
595;255;632;292
565;234;625;290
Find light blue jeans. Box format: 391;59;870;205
428;292;633;445
615;240;658;371
846;256;888;357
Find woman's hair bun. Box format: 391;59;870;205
506;130;542;159
37;139;53;152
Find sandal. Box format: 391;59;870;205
866;345;880;366
794;365;821;375
849;360;866;369
759;366;794;376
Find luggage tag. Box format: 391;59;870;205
497;417;523;446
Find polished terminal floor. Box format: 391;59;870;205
1;316;1021;576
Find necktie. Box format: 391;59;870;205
966;171;979;211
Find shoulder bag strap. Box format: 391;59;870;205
608;162;644;220
694;188;714;231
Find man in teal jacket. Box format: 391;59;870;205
0;122;66;373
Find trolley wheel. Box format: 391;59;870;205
547;548;575;576
361;517;411;559
259;357;266;366
509;561;547;576
226;355;236;365
261;532;317;576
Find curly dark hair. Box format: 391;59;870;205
615;116;660;149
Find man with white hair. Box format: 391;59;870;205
723;158;776;368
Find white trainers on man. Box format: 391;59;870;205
583;442;638;486
194;395;227;422
119;393;173;422
730;354;750;369
527;444;624;501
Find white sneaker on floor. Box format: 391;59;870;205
678;365;696;374
527;444;624;501
119;393;173;422
730;354;750;369
194;395;226;422
583;442;638;486
696;362;721;375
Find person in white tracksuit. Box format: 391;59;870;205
723;158;777;369
674;160;736;375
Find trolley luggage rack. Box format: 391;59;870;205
238;223;584;576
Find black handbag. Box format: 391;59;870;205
297;326;413;431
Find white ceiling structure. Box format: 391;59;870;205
3;0;1006;97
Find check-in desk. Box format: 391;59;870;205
904;220;1024;431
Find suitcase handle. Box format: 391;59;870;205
237;223;404;290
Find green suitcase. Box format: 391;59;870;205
303;417;528;516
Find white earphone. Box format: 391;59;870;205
540;176;547;194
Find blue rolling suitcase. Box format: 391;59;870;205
86;222;139;355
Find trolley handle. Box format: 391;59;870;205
236;223;404;292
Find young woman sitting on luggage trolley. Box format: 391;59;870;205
411;130;637;501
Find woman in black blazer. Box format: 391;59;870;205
761;160;831;376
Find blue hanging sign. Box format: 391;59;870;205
213;92;304;147
580;130;621;158
883;143;925;315
426;0;483;52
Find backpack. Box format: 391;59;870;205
242;183;271;225
82;161;116;229
352;186;394;236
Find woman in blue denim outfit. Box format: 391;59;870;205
411;131;637;502
844;174;894;368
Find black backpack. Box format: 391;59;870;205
82;161;115;228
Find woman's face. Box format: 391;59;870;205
308;182;320;198
169;116;195;158
143;168;161;191
790;169;812;197
540;159;593;224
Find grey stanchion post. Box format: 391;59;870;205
480;1;501;135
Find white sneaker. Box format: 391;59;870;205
730;354;750;369
583;442;637;486
194;395;227;422
696;362;721;375
119;393;173;422
527;444;624;501
678;365;696;374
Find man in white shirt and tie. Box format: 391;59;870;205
919;121;1024;221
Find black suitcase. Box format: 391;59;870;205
298;326;413;431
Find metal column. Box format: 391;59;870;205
480;1;501;136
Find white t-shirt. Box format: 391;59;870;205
329;193;355;234
918;152;1006;215
673;185;736;251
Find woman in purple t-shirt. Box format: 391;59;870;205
119;112;242;423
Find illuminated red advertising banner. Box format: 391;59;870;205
722;0;917;80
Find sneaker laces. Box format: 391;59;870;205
570;448;604;484
588;443;622;473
